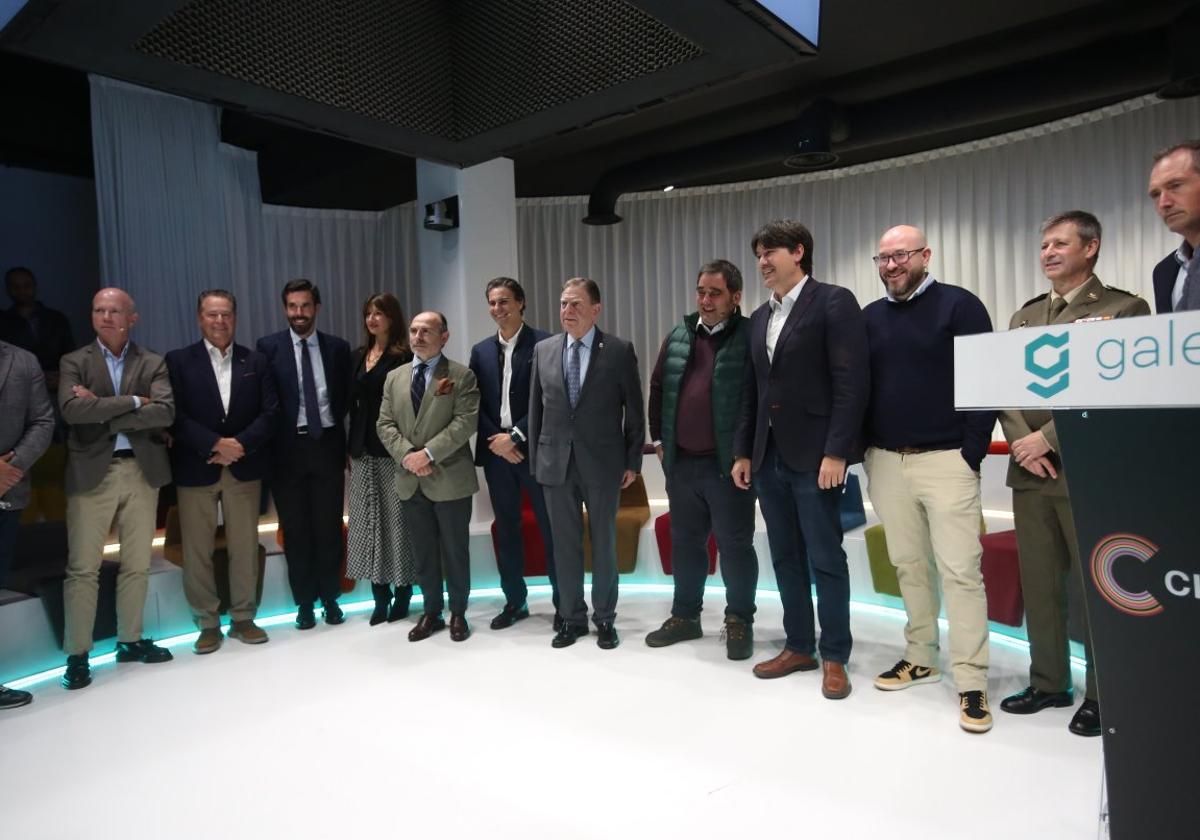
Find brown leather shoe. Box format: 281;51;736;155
753;649;819;679
821;660;852;699
228;620;269;645
193;627;223;655
449;613;470;642
408;613;446;642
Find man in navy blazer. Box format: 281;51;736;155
166;290;278;653
256;279;351;630
732;219;869;700
1148;140;1200;313
468;277;557;630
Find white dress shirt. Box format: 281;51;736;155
766;276;808;362
205;339;233;413
497;325;523;429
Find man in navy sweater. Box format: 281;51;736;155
861;225;997;734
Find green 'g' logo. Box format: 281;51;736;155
1025;332;1070;398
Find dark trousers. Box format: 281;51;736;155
0;508;19;589
753;439;852;663
405;490;472;616
665;453;758;622
482;452;558;609
272;433;345;607
543;454;620;627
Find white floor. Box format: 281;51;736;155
0;587;1102;840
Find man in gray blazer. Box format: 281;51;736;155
0;340;55;709
529;277;644;649
58;288;175;690
377;311;480;643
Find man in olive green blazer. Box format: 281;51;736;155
377;311;480;642
998;211;1150;737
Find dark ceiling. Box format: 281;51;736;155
1;0;1196;213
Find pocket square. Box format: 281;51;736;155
434;377;454;396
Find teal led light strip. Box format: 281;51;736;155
6;584;1084;691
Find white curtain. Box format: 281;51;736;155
517;94;1200;387
90;76;419;355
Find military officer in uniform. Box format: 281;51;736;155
997;210;1150;736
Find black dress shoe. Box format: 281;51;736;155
62;654;91;690
553;613;564;632
295;604;317;630
596;621;620;650
388;586;413;622
999;685;1074;715
408;613;447;642
449;613;471;642
322;600;345;625
490;602;530;630
1068;699;1102;737
0;685;33;709
115;639;173;664
551;623;588;648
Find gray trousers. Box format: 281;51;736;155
404;489;472;616
543;455;621;627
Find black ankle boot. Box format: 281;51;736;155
388;585;413;622
369;584;392;626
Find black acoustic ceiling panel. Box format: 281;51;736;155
134;0;704;142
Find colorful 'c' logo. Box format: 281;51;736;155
1090;533;1162;617
1024;331;1070;398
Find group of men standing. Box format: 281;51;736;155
1;140;1196;721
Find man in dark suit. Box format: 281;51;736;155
166;290;278;654
529;277;644;650
59;288;175;690
1148;140;1200;313
468;277;556;630
1;267;76;390
0;339;54;709
732;219;869;700
256;279;351;630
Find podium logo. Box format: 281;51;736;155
1090;533;1163;617
1024;332;1070;398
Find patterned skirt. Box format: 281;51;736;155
346;455;416;585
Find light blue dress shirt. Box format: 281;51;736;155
561;325;596;390
99;340;140;452
290;329;335;429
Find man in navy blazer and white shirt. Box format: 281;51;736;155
1148;140;1200;313
732;219;869;700
256;279;351;630
468;277;557;631
166;290;278;653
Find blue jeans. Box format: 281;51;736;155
753;440;852;663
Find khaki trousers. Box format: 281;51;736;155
177;468;262;629
1011;490;1096;700
864;447;989;691
63;457;158;655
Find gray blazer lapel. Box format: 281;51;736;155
574;331;602;407
0;345;13;394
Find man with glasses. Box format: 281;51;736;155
861;225;997;733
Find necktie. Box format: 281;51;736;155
300;338;323;440
411;362;428;415
567;340;582;408
1180;252;1200;311
1048;297;1067;322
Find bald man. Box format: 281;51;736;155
860;226;998;734
58;288;175;690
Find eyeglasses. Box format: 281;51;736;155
872;248;924;266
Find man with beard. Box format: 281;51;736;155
861;225;997;733
256;279;351;630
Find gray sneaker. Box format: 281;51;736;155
721;615;754;661
645;616;703;648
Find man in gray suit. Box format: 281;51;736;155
0;340;55;709
529;277;644;650
58;288;175;690
377;311;480;643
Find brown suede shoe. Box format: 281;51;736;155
228;620;269;645
821;660;852;699
753;649;819;679
193;627;223;655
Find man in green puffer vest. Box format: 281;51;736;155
647;259;759;660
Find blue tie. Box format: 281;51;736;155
567;340;582;408
411;362;428;415
300;338;323;440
